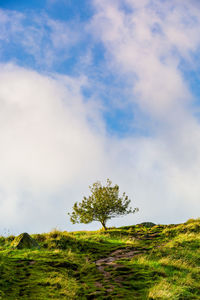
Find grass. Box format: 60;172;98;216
0;218;199;299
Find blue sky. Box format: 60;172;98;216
0;0;93;18
0;0;200;234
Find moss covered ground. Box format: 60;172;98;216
0;218;199;299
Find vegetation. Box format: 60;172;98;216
69;179;138;230
0;218;199;299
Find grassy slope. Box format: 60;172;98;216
0;218;199;299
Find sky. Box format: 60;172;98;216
0;0;200;235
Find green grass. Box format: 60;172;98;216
0;218;199;299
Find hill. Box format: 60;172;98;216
0;218;199;299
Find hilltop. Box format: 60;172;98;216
0;218;199;299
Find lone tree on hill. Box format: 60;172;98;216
68;179;138;230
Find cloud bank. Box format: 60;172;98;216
0;64;108;233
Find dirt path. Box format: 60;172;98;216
96;248;144;271
95;247;145;293
94;231;162;294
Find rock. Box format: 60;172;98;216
11;232;40;249
138;222;156;228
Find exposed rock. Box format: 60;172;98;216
138;222;156;228
11;232;39;249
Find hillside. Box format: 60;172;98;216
0;219;199;299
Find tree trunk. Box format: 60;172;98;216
101;221;107;230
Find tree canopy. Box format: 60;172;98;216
69;179;138;230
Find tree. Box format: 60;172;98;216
68;179;138;230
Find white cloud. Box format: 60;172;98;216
0;64;108;234
91;0;200;116
87;0;200;223
0;10;24;42
21;15;80;66
0;9;79;67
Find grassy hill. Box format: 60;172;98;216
0;218;199;299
